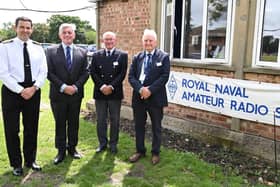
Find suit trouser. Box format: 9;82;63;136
1;85;40;168
95;99;121;148
133;102;163;155
50;99;81;151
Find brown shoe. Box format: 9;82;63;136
129;153;145;163
151;155;160;165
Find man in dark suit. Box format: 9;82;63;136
46;23;89;165
128;29;170;165
90;31;128;154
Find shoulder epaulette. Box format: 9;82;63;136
32;41;41;45
2;39;13;44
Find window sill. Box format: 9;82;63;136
171;59;235;72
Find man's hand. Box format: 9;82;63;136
64;85;76;95
140;86;151;99
101;85;113;95
20;86;36;100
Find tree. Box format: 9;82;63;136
31;23;50;43
47;15;95;44
85;30;96;44
0;22;15;41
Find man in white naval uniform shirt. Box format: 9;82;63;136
0;17;47;176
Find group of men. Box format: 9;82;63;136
0;16;170;176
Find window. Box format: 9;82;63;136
161;0;234;64
253;0;280;68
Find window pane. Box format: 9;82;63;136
163;0;173;53
182;0;204;59
205;0;228;59
260;0;280;62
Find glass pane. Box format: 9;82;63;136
260;0;280;62
205;0;228;59
182;0;204;59
164;0;173;53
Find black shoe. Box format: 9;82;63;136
68;149;82;159
95;146;107;153
25;162;42;171
110;147;118;154
12;167;23;176
53;152;65;165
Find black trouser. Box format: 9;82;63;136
51;99;82;152
1;85;40;168
133;102;163;156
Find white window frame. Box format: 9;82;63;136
161;0;235;65
252;0;280;69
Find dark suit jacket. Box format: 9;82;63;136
90;48;128;100
46;44;89;102
128;48;170;107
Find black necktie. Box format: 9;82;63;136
107;50;111;56
66;46;72;70
144;53;152;75
23;42;32;84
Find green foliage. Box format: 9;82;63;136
47;14;95;44
0;16;96;44
85;30;96;44
31;23;50;43
0;22;16;41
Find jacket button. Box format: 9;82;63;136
110;75;112;78
101;75;104;77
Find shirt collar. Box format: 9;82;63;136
106;47;115;53
62;43;73;50
145;49;155;56
15;37;32;46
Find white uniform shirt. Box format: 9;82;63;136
0;37;48;93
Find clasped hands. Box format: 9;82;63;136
21;86;37;100
140;86;151;100
101;85;113;95
63;85;77;95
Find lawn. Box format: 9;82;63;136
0;80;266;186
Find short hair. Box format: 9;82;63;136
59;23;76;34
102;31;116;39
142;29;157;41
15;17;33;27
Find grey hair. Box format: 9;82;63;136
102;31;116;39
142;29;157;41
59;23;76;34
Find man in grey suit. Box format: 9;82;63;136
46;23;89;165
90;31;128;154
128;29;170;165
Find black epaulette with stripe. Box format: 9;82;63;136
2;39;13;44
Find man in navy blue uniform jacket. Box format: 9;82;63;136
90;31;128;154
128;29;170;165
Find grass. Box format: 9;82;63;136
0;80;267;186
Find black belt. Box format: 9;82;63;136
18;81;35;88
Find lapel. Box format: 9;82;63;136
137;52;145;76
102;49;107;57
151;48;158;68
71;46;79;72
58;44;68;71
